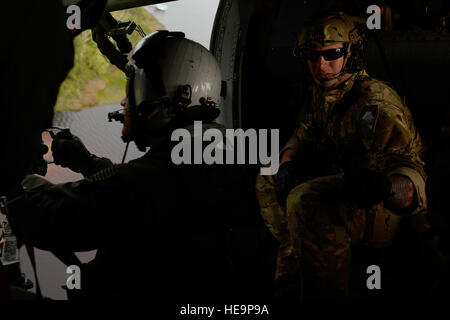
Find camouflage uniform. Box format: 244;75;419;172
256;64;428;298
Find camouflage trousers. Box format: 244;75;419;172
256;173;402;299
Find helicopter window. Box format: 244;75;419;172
147;0;220;48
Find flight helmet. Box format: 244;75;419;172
124;31;222;149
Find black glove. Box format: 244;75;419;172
30;140;49;176
275;161;299;206
345;168;392;210
51;131;94;174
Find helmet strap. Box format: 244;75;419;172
341;42;352;73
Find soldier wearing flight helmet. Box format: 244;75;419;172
7;31;269;300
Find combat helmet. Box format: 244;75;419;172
295;12;366;86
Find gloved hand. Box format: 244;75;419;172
51;131;94;174
275;161;299;206
345;168;392;210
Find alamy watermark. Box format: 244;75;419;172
171;121;279;175
66;265;81;290
66;5;81;31
366;5;382;30
366;264;381;290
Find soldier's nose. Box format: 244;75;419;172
318;55;328;67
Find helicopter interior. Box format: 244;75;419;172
1;0;449;300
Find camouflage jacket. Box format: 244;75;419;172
257;71;429;244
285;71;426;213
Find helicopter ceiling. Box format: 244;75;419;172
62;0;178;12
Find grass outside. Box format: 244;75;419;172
54;7;165;112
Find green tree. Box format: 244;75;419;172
55;7;164;112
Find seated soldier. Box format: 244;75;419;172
256;12;429;299
7;31;270;300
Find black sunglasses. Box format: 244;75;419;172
303;47;347;61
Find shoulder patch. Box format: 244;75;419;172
87;166;119;183
360;105;379;148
